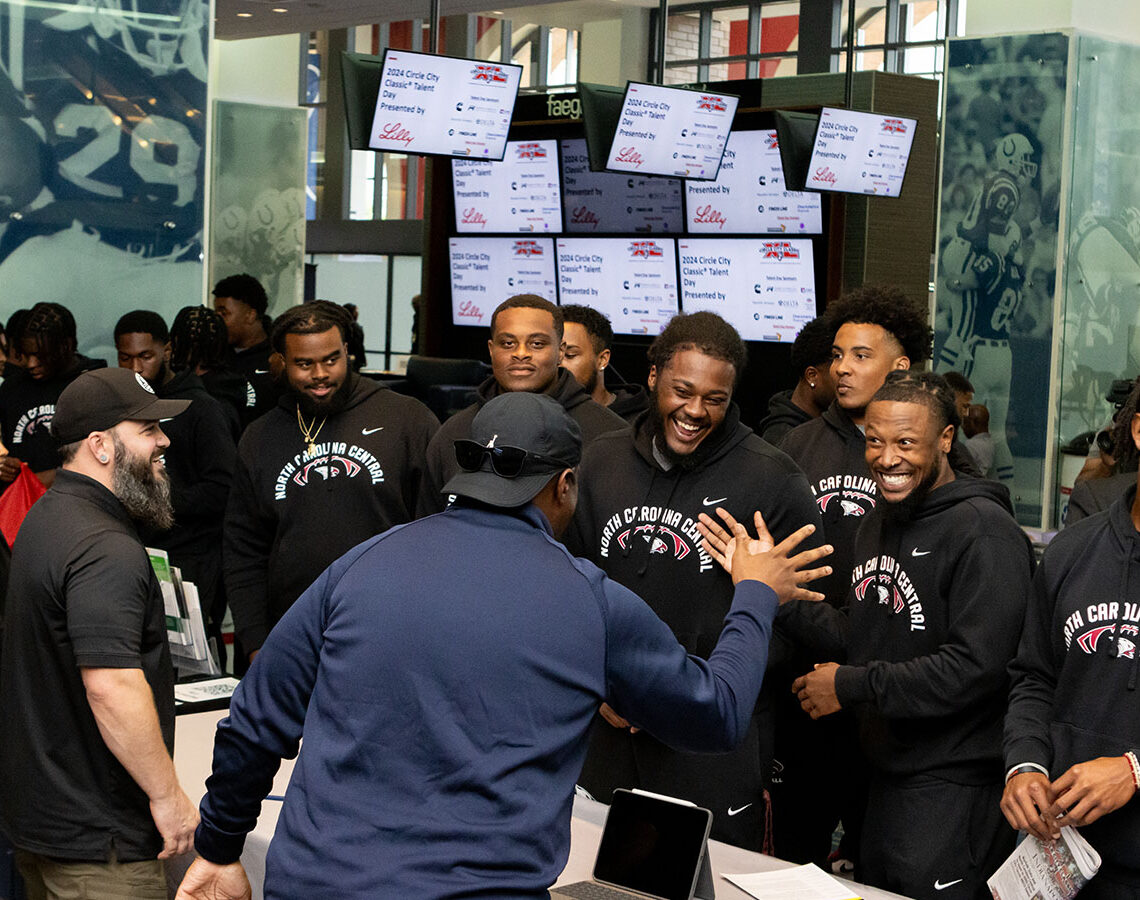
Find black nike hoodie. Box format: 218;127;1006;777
1006;483;1140;872
758;389;813;446
417;368;627;516
782;476;1034;782
224;374;439;652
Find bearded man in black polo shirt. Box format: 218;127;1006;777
0;367;199;898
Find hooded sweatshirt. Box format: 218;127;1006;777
781;477;1033;782
608;383;650;423
758;389;813;446
0;354;105;474
224;375;439;652
417;368;627;517
1005;483;1140;872
566;404;823;659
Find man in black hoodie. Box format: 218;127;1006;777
560;304;650;422
783;371;1033;900
213;273;281;426
115;310;236;665
1003;380;1140;899
758;315;836;445
224;302;439;662
0;302;105;489
566;311;823;851
418;295;625;516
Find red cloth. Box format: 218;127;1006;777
0;463;46;547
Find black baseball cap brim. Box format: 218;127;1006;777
51;368;191;444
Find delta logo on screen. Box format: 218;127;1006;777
629;240;664;259
513;240;544;257
881;118;909;134
697;95;728;112
766;133;780;150
761;241;800;261
516;142;548;160
472;63;508;83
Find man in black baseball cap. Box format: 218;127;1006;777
0;366;199;898
177;390;832;899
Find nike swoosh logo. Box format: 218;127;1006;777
362;427;384;435
934;880;963;891
703;497;728;507
727;804;752;816
912;548;931;557
254;369;270;374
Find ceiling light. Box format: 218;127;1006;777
272;6;287;10
237;11;252;16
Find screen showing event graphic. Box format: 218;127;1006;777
560;139;684;233
686;130;823;235
556;238;679;335
452;139;563;233
369;50;522;159
449;237;557;327
606;82;738;180
678;238;817;343
805;107;917;197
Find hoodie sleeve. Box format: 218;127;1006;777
223;440;276;654
169;399;236;520
834;532;1033;717
398;399;439;518
1003;547;1064;772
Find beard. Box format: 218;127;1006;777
646;387;727;471
878;465;941;524
581;366;599;397
293;374;352;418
111;434;174;531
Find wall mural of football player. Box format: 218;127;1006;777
935;33;1068;523
0;0;208;362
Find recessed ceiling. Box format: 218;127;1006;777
215;0;655;40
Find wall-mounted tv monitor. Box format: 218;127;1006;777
805;107;917;197
773;110;819;193
678;238;816;343
686;130;823;235
449;237;557;327
368;49;522;159
452;139;563;233
556;238;679;335
561;138;683;233
606;82;739;180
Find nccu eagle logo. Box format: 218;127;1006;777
854;573;905;614
817;491;875;517
616;523;691;560
1076;622;1140;658
292;455;362;487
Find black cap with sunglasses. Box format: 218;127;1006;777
443;393;583;508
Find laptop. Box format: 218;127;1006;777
551;789;715;900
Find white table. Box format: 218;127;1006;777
175;711;912;900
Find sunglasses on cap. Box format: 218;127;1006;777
454;439;575;479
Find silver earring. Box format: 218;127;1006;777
99;454;108;463
809;382;816;389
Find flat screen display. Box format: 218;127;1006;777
369;49;522;159
560;139;683;233
805;107;917;197
592;790;712;900
556;238;679;336
606;82;738;180
449;237;557;327
686;130;823;234
452;139;563;233
678;238;817;343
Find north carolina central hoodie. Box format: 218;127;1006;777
417;368;627;517
1006;483;1140;873
781;476;1034;782
224;375;439;652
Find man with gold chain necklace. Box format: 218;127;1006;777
223;302;439;664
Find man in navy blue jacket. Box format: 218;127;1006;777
175;392;831;900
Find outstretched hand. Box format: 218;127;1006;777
175;858;251;900
698;508;772;574
727;520;831;604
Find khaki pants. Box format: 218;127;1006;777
14;850;167;900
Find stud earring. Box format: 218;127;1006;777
99;454;108;463
809;382;816;389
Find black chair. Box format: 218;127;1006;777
398;355;490;422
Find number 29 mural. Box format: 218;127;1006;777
0;0;209;358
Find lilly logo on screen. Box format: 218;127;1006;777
881;118;909;134
766;133;780;150
629;240;664;259
697;95;728;112
516;142;548;160
472;64;509;83
513;240;544;257
761;241;800;261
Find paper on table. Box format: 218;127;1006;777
725;863;862;900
